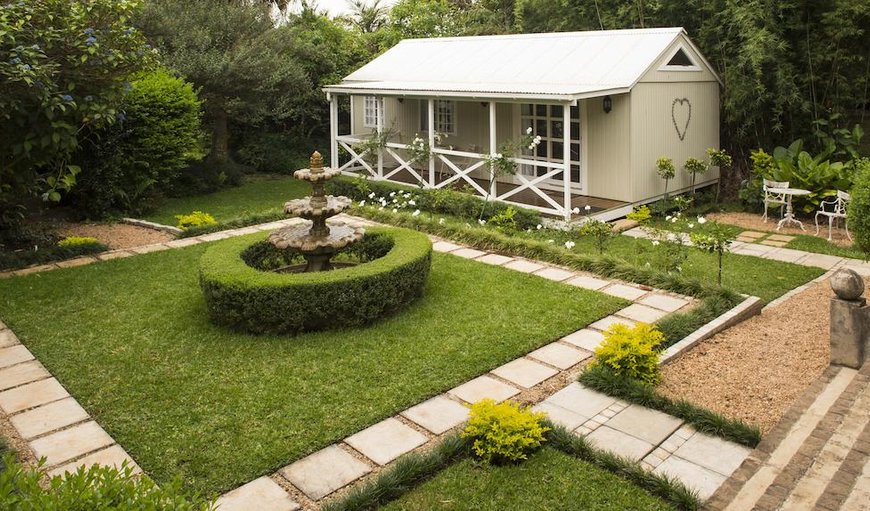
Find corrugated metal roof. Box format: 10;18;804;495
326;28;698;99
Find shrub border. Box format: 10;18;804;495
322;425;701;511
198;226;432;334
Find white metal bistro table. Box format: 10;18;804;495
776;187;811;231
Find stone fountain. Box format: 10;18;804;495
268;151;365;272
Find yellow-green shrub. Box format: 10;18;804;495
175;211;217;230
57;236;101;248
461;399;549;463
592;323;664;385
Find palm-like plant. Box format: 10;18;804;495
344;0;388;33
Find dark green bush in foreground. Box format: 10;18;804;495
0;239;107;271
0;455;213;510
326;177;542;229
199;227;432;334
848;158;870;253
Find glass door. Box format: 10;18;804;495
519;104;581;189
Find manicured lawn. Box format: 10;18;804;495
382;447;672;511
0;238;625;494
143;174;309;225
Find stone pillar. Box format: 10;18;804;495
830;269;869;368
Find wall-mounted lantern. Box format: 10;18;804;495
603;95;613;114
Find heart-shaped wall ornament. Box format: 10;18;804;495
672;98;691;141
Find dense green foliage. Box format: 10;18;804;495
462;399;549;463
199;228;432;334
0;0;152;226
579;365;762;447
848;158;870;253
0;456;212;510
327;177;542;229
68;69;203;217
0;245;622;492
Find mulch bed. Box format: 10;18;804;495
55;222;174;250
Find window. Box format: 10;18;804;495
363;96;383;128
660;47;700;70
419;100;457;134
520;104;581;183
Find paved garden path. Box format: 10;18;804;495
0;215;754;510
708;362;870;510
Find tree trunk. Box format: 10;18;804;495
209;106;229;163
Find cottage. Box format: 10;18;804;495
323;28;722;221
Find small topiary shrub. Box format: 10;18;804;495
199;227;432;334
592;323;664;385
848;158;870;253
57;236;101;249
0;454;213;510
461;399;549;464
175;211;218;230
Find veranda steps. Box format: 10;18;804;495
707;361;870;510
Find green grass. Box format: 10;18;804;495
354;207;824;303
0;242;625;494
143;174;309;226
381;447;673;511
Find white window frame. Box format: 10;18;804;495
419;100;457;135
519;103;580;185
659;45;702;72
363;96;383;128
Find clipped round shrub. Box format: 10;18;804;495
461;399;549;464
848;158;870;253
199;227;432;334
592;322;664;385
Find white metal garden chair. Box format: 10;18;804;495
762;179;789;222
814;190;851;241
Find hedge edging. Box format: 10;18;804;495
199;226;432;334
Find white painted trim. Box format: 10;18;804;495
427;99;435;187
562;103;571;220
488;101;497;198
329;95;339;169
658;44;702;72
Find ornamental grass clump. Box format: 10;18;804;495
461;399;549;464
592;323;664;385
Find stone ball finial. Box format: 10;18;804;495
310;151;324;174
831;268;865;300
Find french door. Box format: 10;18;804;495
519;104;582;190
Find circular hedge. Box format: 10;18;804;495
199;226;432;335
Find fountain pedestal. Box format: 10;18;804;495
268;152;364;272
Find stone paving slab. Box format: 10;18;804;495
401;395;469;434
449;375;519;404
49;444;141;478
565;275;610;290
605;404;683;445
763;247;808;263
11;397;89;439
165;238;202;248
452;247;486;259
589;314;637;332
527;342;589;370
345;418;428;466
0;361;49;392
55;257;97;268
655;455;727;500
739;231;766;239
503;259;545;273
198;231;234;242
800;253;843;270
280;445;372;500
533;401;588;430
432;241;461;253
674;431;752;476
760;240;787;247
768;234;795;242
13;264;57;276
0;329;18;348
638;294;690;313
0;344;34;369
601;283;647;300
560;328;604;351
534;267;575;282
0;377;68;414
492;358;559;388
585;425;655;461
97;250;134;261
30;421;114;467
131;244;170;254
476;253;513;266
215;476;300;511
544;383;616;419
616;303;668;323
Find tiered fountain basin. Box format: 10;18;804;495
199;226;432;335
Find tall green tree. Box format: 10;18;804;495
138;0;309;163
0;0;152;227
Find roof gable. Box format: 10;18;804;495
328;28;717;99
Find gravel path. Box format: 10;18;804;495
709;211;852;246
56;222;174;250
658;275;853;433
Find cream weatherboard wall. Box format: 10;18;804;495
585;94;633;203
